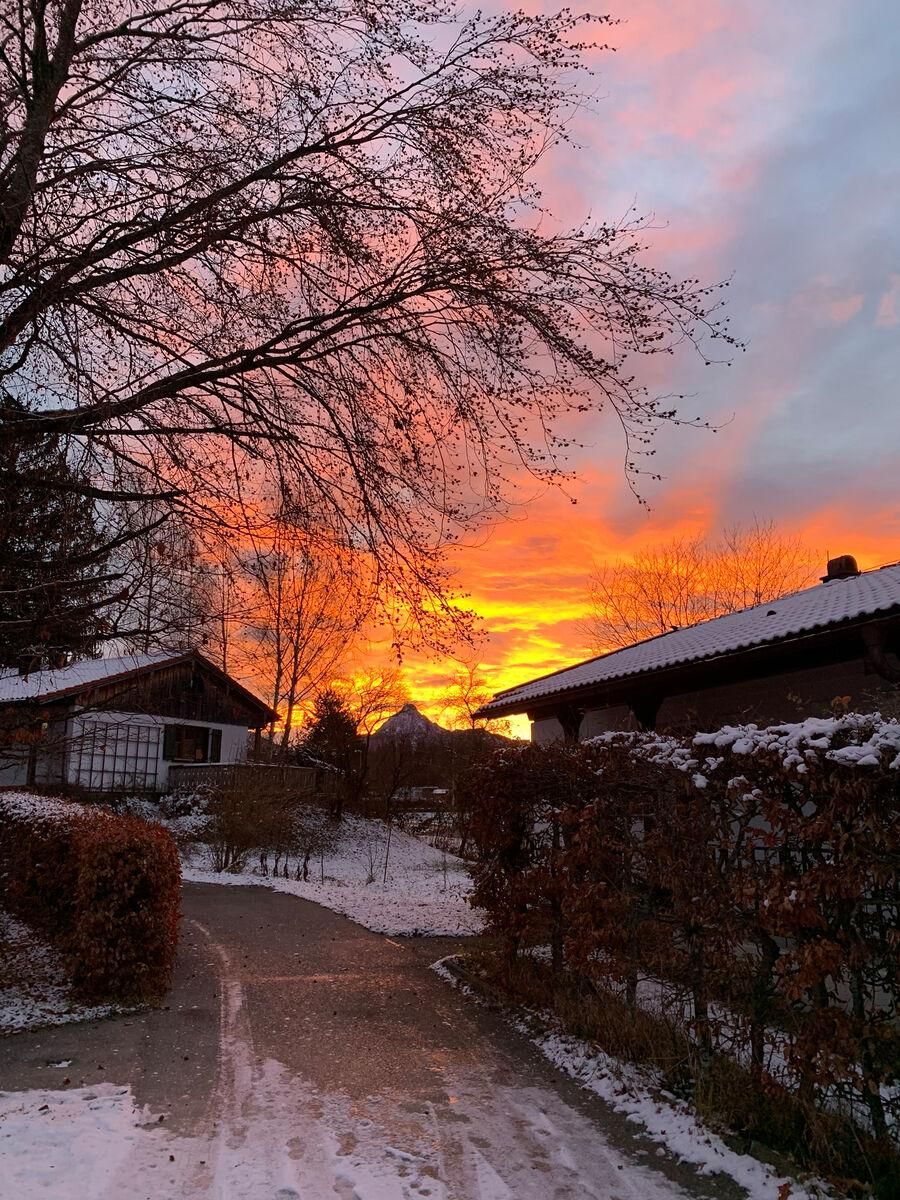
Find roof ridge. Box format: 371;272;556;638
481;558;900;715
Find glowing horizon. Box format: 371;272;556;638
358;1;900;739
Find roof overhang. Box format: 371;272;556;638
3;650;277;726
475;612;900;720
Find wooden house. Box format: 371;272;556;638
0;650;276;792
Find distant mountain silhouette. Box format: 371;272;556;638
373;702;452;744
374;702;509;749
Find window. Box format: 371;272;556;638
71;721;162;791
162;724;223;763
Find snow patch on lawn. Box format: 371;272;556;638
432;958;828;1200
183;810;483;937
0;909;121;1035
0;1084;155;1196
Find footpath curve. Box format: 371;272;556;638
0;882;739;1199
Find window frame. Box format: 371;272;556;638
161;723;224;764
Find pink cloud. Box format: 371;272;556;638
827;293;864;324
608;0;747;64
876;275;900;327
790;277;865;326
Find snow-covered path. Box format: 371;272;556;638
0;883;732;1200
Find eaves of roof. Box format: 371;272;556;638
475;595;900;719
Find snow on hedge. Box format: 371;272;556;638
694;712;900;772
0;791;89;823
588;711;900;781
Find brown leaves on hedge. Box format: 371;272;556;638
465;729;900;1145
0;797;180;1004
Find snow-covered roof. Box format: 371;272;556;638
0;648;277;720
480;560;900;715
0;650;187;703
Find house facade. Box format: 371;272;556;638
0;650;276;792
476;556;900;740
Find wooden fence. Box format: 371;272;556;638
167;763;318;796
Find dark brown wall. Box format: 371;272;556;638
72;661;267;727
579;656;897;737
655;656;895;732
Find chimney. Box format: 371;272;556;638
821;554;860;582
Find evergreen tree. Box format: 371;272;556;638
301;688;359;818
0;395;112;670
301;688;358;772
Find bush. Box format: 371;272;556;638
0;792;180;1003
466;716;900;1184
466;742;600;971
201;781;337;878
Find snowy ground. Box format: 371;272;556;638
0;908;122;1036
0;885;707;1200
0;1070;470;1200
0;1084;151;1193
182;809;483;937
432;959;832;1200
0;1043;698;1200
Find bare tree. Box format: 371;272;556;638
342;669;409;741
585;520;817;652
111;507;222;655
442;657;511;736
244;511;373;753
0;0;735;651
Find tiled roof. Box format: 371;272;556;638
0;650;187;703
479;561;900;715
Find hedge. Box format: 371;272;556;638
466;714;900;1148
0;792;181;1003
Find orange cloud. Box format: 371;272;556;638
382;489;899;742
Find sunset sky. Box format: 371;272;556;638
360;0;900;735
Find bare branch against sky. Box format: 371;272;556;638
0;0;735;656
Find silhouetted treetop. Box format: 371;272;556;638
1;0;736;643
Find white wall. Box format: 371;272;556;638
531;704;635;743
531;716;564;744
580;705;635;738
65;711;251;792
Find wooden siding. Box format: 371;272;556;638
72;660;269;727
